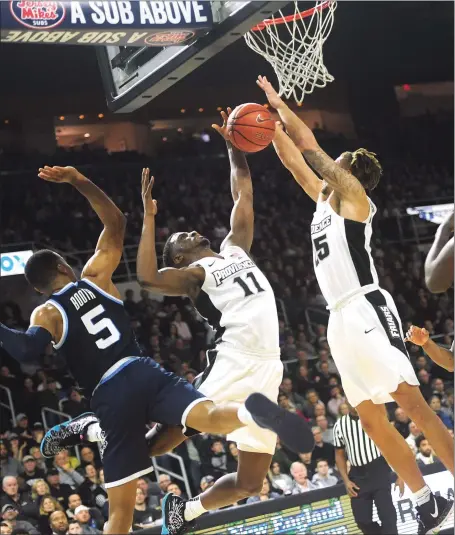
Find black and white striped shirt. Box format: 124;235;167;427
333;414;381;467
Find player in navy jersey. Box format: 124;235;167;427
0;165;313;535
258;75;454;534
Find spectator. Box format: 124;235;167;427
0;522;12;535
429;396;453;429
172;312;192;344
327;386;346;420
54;453;84;490
278;393;306;419
62;389;90;419
280;378;305;411
207;440;229;479
0;505;39;535
79;448;101;471
74;505;102;534
298;452;316;479
29;446;47;474
0;441;20;478
418;369;433;400
132;488;159;530
49;511;69;535
30;479;51;505
268;462;293;494
38;496;64;535
302;389;325;419
338;403;350;417
311;459;338;488
272;437;293;474
123;289;138;317
311;426;335;465
46;469;73;510
290;462;317;494
157;475;171;497
199;476;214;493
315;415;334;445
6;437;25;466
77;466;106;508
68;521;83;534
393;408;411;438
246;478;280;503
415;435;440;467
294;365;314;395
0;476;36;522
166;483;187;501
30;423;45;450
66;495;82;521
405;421;423;454
20;455;46;485
11;416;31;441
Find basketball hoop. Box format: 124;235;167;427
245;1;337;104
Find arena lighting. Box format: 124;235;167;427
402;84;411;91
162;137;168;142
98;113;104;119
4;119;9;124
177;128;183;133
217;107;222;111
59;116;65;121
84;133;90;138
198;108;204;112
79;114;85;120
180;108;186;114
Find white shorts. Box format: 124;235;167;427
196;346;283;455
327;289;419;407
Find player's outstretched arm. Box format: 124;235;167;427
0;304;59;363
424;211;454;293
137;169;204;297
257;76;364;200
405;325;454;372
38;166;126;281
212;109;254;252
273;122;322;202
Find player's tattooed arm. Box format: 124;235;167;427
137;169;204;297
213;109;254;252
272;123;322;202
425;211;454;293
302;147;365;198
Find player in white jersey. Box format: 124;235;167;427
258;76;454;534
138;109;313;534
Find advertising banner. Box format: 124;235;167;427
0;250;33;277
0;1;213;47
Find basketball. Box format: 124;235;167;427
227;103;276;153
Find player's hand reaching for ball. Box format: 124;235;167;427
404;325;430;346
211;107;233;142
38;166;85;184
257;75;284;110
141;168;158;217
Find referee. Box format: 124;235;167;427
334;403;403;534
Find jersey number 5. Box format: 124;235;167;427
234;272;265;297
313;234;330;266
81;304;120;349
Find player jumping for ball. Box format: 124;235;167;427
0;163;313;535
258;75;454;534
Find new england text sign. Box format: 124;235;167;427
0;1;213;46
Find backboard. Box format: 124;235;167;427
97;1;289;113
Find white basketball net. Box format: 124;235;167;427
244;1;337;104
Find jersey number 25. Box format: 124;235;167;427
81;305;121;349
313;234;330;266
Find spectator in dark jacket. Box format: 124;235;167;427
46;469;73;510
0;477;36;524
0;504;39;535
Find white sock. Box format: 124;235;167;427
86;423;103;442
414;485;432;506
237;404;255;427
184;497;207;522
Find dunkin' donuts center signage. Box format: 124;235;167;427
1;1;213;46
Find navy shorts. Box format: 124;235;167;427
90;357;206;488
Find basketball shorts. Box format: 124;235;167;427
327;289;419;407
90;357;206;488
193;346;283;455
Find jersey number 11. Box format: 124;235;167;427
234;272;265;297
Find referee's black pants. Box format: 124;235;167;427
349;456;397;535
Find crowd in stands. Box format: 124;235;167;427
0;109;453;533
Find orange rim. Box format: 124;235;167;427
250;1;332;31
